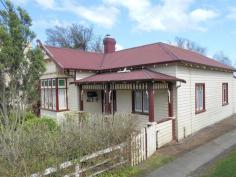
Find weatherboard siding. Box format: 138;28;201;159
233;77;236;114
156;119;173;148
154;90;169;121
83;90;102;114
176;65;234;140
116;90;132;113
67;78;79;111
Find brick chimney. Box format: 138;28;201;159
103;34;116;53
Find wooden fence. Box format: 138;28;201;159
30;122;174;177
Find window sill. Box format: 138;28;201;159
222;103;229;106
195;109;206;115
132;111;149;115
40;108;69;112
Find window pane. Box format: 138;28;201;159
45;80;48;87
134;91;142;112
143;91;149;113
45;88;49;108
59;79;65;87
196;84;204;111
59;89;67;110
52;88;56;110
48;88;52;109
48;79;52;87
52;79;56;87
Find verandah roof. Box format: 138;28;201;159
73;69;186;84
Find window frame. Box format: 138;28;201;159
195;83;206;114
222;83;229;106
40;78;68;112
132;90;149;115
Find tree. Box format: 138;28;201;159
0;0;45;125
213;51;232;66
174;37;207;55
46;24;103;52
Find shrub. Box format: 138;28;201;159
23;117;59;131
0;113;136;177
24;112;38;122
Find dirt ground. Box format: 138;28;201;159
157;114;236;156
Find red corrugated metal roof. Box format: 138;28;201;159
74;69;185;84
43;42;235;71
44;46;103;70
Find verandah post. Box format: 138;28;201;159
79;85;83;111
148;82;155;122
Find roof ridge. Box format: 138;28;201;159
162;43;236;70
109;42;162;54
159;43;179;61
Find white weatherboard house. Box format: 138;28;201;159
38;36;236;146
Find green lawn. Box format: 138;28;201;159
99;154;173;177
202;148;236;177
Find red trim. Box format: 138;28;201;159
148;83;155;122
41;108;69;112
222;83;228;106
132;91;135;112
113;90;117;114
172;119;176;140
66;79;68;110
168;83;173;117
79;85;83;111
40;78;68;112
101;90;104;113
56;78;59;111
195;83;206;114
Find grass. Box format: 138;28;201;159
100;153;174;177
202;148;236;177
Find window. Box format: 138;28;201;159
222;83;228;105
133;90;149;114
195;83;205;114
40;78;68;111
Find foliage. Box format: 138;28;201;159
0;113;135;177
202;148;236;177
23;116;59;131
46;24;103;52
0;0;45;126
174;36;207;55
213;51;232;66
24;111;38;122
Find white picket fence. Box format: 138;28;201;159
30;120;174;177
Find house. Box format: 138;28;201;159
38;36;236;143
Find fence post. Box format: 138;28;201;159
75;164;80;177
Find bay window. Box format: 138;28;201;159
222;83;228;105
41;78;68;111
133;90;149;114
195;83;205;114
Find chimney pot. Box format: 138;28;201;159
103;35;116;53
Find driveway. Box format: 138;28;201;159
146;127;236;177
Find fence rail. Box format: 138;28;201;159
30;121;174;177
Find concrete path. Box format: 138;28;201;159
146;128;236;177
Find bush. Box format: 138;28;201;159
24;112;38;122
23;117;59;131
0;113;136;177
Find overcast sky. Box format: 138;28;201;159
11;0;236;64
